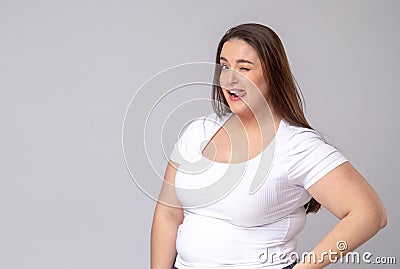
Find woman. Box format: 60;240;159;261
151;23;387;269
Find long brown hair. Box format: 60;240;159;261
211;23;321;214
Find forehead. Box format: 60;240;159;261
220;39;259;63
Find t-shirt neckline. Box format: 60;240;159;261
200;112;284;165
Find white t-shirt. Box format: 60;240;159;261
169;112;348;269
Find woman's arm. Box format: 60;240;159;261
294;161;387;269
151;161;184;269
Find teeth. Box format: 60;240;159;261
229;90;241;94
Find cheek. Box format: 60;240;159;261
219;73;229;88
220;88;230;102
255;78;268;97
245;73;269;98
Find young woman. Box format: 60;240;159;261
151;23;387;269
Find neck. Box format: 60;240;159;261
233;108;281;134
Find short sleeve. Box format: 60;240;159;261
169;119;204;164
287;128;348;189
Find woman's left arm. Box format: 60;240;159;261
294;161;387;269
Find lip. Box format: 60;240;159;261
225;88;246;101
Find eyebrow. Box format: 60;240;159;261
220;56;254;65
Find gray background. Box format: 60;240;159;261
1;0;398;268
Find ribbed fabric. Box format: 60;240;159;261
169;112;348;268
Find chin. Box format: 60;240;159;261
228;103;252;116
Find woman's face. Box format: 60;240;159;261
219;38;270;116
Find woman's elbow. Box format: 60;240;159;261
374;196;387;230
378;205;387;229
366;202;387;231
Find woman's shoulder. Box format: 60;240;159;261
175;112;232;144
198;111;232;124
170;112;232;163
279;119;323;146
184;112;232;133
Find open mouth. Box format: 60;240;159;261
227;89;246;98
